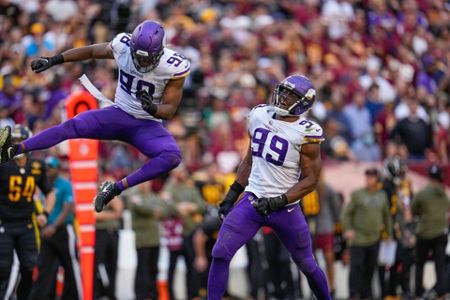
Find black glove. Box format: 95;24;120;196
251;194;288;216
218;181;244;221
137;89;157;116
30;54;64;73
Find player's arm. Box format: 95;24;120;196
252;143;322;216
218;139;253;220
193;228;208;272
139;77;186;120
284;143;321;202
31;43;114;73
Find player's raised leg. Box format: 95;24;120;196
268;204;331;300
93;120;182;212
207;194;263;300
0;106;128;164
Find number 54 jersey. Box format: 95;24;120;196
0;159;52;221
110;33;191;121
245;105;325;199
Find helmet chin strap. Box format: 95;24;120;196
273;106;290;116
274;99;303;117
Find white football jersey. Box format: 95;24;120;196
245;105;324;201
110;33;191;121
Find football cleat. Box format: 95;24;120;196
0;126;14;164
93;181;121;213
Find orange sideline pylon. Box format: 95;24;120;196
66;91;99;300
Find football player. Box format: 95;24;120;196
0;21;190;212
209;75;331;300
0;125;55;300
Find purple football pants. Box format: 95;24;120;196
208;192;331;300
19;106;181;190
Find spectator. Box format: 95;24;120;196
29;156;81;300
411;165;449;298
342;168;392;300
378;156;415;299
193;215;223;298
344;90;381;161
94;175;124;300
307;176;341;297
161;164;206;300
127;182;168;300
390;100;433;160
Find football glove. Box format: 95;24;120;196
31;54;64;73
252;194;288;216
137;89;157;116
218;181;244;221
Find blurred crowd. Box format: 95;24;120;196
0;0;449;173
0;0;450;299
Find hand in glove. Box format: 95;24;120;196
251;194;288;216
137;89;157;116
218;181;244;221
31;54;64;73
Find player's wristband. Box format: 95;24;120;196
50;54;64;66
145;102;158;116
229;181;244;194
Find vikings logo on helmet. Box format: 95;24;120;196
130;20;165;73
272;75;316;116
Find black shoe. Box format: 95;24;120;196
93;181;121;212
0;126;14;164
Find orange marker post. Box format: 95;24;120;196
65;91;99;300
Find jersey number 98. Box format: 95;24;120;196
252;128;288;166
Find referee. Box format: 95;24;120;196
0;125;54;300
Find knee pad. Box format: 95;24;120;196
294;256;318;274
211;242;233;261
161;150;182;170
62;115;94;138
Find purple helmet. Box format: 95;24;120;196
130;20;165;72
272;75;316;116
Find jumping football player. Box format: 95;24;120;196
0;21;190;212
210;75;331;300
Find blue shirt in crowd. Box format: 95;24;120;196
48;176;74;225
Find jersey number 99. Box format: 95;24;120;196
252;128;288;166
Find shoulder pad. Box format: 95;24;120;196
158;48;191;79
298;119;325;144
110;33;131;56
248;104;269;119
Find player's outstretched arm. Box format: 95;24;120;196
285;142;322;203
31;43;114;73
